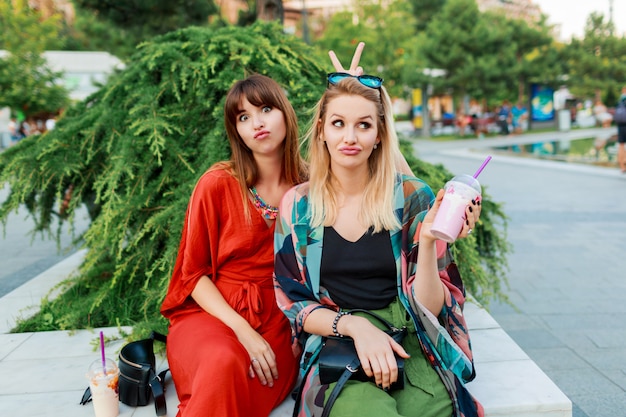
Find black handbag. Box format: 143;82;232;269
80;331;168;416
118;331;168;415
317;309;407;417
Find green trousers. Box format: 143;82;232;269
325;299;453;417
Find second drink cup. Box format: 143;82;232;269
87;357;120;417
430;174;481;243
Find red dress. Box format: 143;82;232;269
161;169;298;417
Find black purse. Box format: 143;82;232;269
317;309;407;417
118;331;168;415
80;331;169;416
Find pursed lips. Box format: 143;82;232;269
339;146;361;155
254;130;270;139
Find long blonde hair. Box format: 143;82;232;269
305;77;400;232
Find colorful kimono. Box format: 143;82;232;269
274;174;484;417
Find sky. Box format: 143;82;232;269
533;0;626;39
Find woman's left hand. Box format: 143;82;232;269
419;189;482;242
328;41;365;76
458;194;481;239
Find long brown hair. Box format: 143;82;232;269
214;74;307;217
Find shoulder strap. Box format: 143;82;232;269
321;357;360;417
150;331;169;416
346;308;397;331
150;368;169;416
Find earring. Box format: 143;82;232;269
374;143;378;150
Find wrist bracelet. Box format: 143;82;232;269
332;310;350;337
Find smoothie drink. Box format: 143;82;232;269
87;358;120;417
430;175;481;243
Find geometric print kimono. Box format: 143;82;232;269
274;174;484;417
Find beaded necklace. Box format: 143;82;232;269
249;186;279;220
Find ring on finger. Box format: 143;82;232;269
251;357;259;363
468;229;473;234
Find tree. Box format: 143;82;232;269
314;0;418;97
408;0;447;32
560;12;626;103
417;0;515;102
0;0;70;116
70;0;217;58
490;14;556;103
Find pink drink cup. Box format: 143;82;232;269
87;358;120;417
430;175;481;243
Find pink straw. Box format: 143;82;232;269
100;331;106;374
473;155;492;179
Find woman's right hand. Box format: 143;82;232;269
328;41;365;76
343;315;410;390
234;325;279;387
190;277;280;387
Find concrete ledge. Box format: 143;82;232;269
0;253;572;417
0;249;87;334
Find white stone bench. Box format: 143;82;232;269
0;250;572;417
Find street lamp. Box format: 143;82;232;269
301;0;310;44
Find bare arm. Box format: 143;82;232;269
191;276;278;386
414;189;481;314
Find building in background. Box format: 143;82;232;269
476;0;541;23
0;50;124;102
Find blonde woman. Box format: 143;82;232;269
274;75;484;417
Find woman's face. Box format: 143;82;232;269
321;94;380;172
235;97;286;157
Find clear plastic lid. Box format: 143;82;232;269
448;174;481;194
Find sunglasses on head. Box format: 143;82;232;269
327;72;384;89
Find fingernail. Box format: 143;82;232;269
471;199;476;205
468;206;473;213
477;200;481;206
466;220;469;226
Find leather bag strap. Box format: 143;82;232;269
346;309;397;331
321;357;360;417
149;368;169;416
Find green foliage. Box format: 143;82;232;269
559;13;626;102
408;0;447;32
69;0;217;59
4;22;510;335
0;0;70;116
414;0;561;106
313;0;417;96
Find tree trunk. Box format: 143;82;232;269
257;0;283;23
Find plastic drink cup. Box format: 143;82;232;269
430;174;481;243
87;358;120;417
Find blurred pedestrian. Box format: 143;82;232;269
616;86;626;173
497;100;511;135
511;101;528;134
593;99;612;128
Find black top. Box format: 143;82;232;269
320;226;397;310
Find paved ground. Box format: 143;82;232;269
2;125;625;416
405;126;626;417
0;186;90;297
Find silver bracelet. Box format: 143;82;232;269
332;311;350;337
